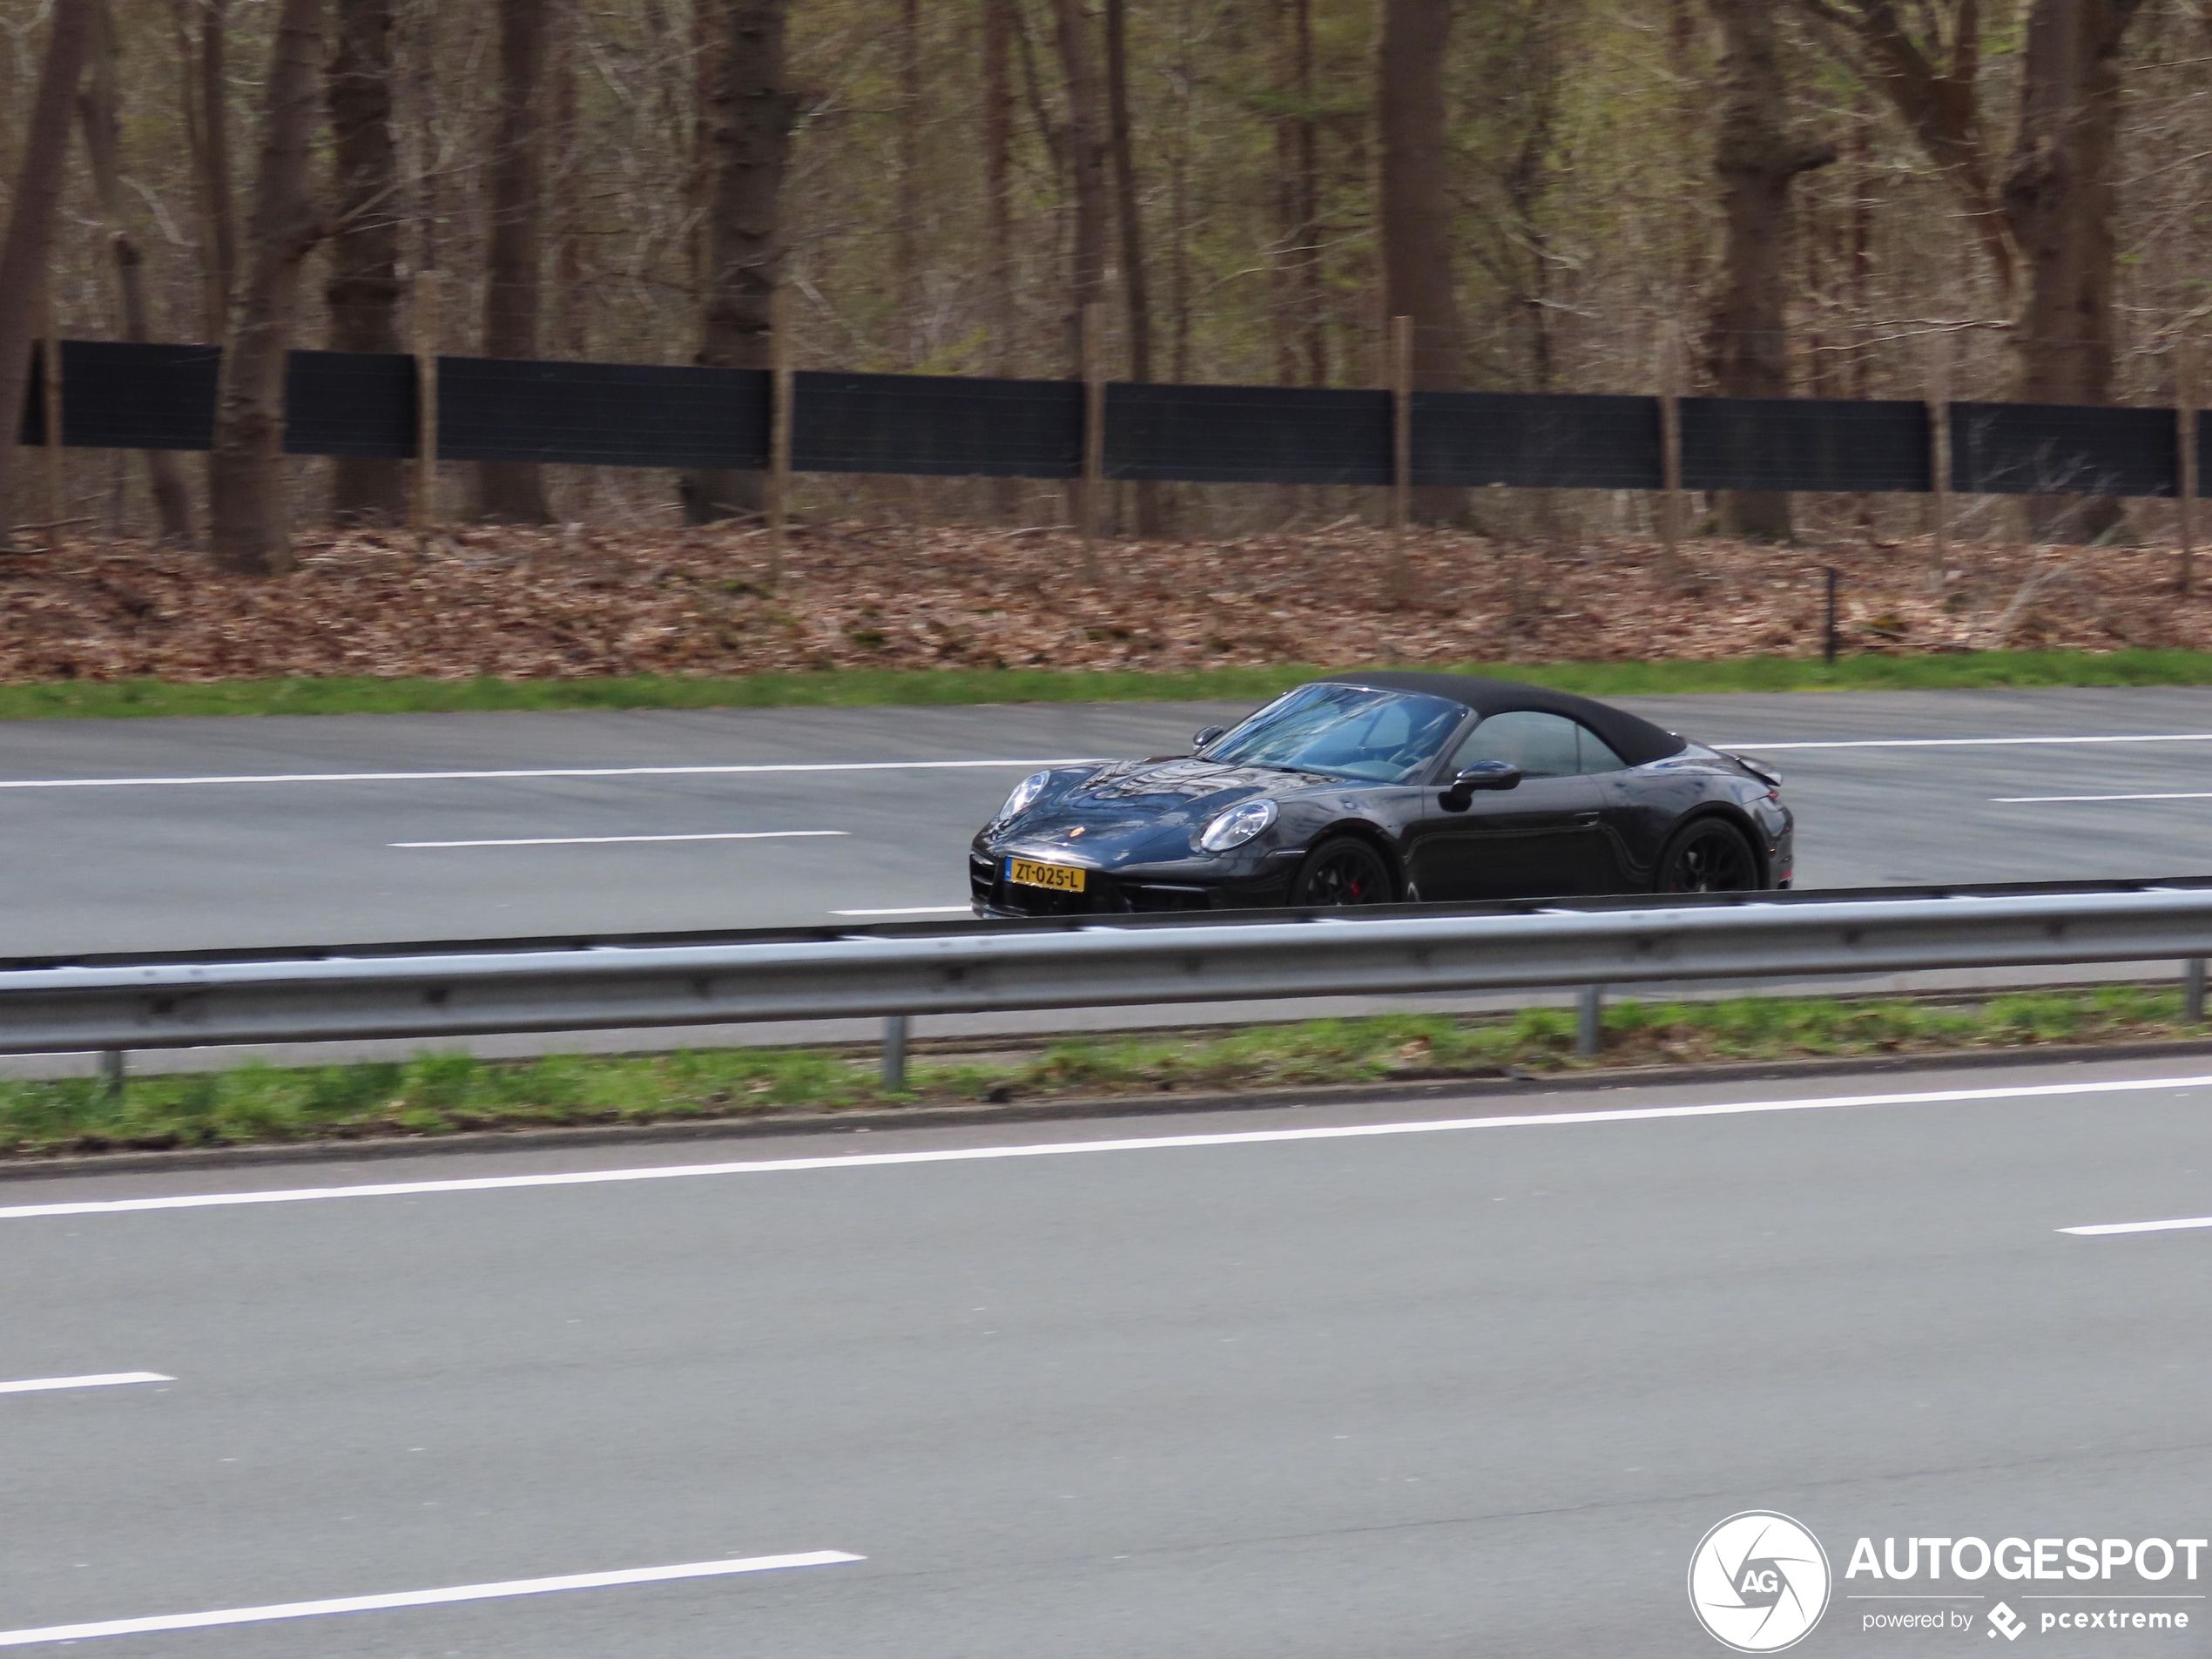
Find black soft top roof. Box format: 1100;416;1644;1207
1318;670;1689;767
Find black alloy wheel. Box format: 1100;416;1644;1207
1656;818;1759;894
1291;837;1395;907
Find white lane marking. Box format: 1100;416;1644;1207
831;905;973;916
0;1372;171;1396
1992;791;2212;805
6;732;2211;792
1721;732;2212;751
393;830;847;849
0;759;1102;792
5;1072;2207;1224
2060;1215;2212;1237
0;1552;862;1649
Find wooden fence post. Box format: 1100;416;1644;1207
769;284;793;590
1925;331;1952;584
411;270;440;552
1656;322;1683;556
2178;335;2198;597
1388;313;1412;602
1081;300;1104;584
40;295;64;550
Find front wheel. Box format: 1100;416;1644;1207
1290;837;1396;907
1655;817;1759;894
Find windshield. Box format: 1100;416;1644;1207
1200;684;1467;784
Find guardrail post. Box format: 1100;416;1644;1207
2186;959;2206;1025
1576;985;1603;1058
98;1049;125;1098
881;1015;910;1091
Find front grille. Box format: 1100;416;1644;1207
1125;883;1212;912
991;877;1121;916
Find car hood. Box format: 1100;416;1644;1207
989;759;1316;861
1062;757;1311;815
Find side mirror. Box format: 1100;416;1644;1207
1191;725;1225;752
1441;759;1521;808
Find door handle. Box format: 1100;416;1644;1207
1573;812;1601;826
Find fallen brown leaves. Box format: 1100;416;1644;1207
1;519;2204;684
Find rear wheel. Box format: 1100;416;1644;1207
1291;837;1395;907
1655;818;1759;894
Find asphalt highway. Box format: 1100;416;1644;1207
4;686;2212;957
3;1055;2209;1656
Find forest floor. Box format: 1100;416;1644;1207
3;519;2209;697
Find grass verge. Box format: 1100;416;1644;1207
10;648;2212;722
5;983;2202;1160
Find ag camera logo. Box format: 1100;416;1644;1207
1689;1511;1831;1652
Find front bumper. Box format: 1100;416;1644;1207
1764;806;1796;889
970;848;1292;917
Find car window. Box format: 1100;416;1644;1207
1448;711;1584;779
1577;727;1627;773
1202;683;1467;784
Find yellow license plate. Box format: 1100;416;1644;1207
1006;858;1087;893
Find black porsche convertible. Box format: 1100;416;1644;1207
970;671;1792;916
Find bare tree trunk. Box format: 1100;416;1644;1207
473;0;551;523
1788;0;2014;298
2001;0;2147;539
1051;0;1109;374
1496;0;1566;393
171;0;243;341
0;0;97;555
550;2;585;356
206;0;327;575
1707;0;1835;541
79;0;194;543
1291;0;1323;388
1014;2;1068;191
1804;179;1832;399
405;0;444;274
172;0;240;532
982;0;1021;517
1848;85;1873;403
896;0;922;364
1377;0;1462;523
1168;0;1195;384
1269;13;1297;390
1104;0;1160;534
327;0;407;524
682;0;795;523
550;0;590;513
687;0;712;304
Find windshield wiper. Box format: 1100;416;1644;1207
1232;760;1343;779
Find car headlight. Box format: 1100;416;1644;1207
1197;798;1276;853
997;771;1051;823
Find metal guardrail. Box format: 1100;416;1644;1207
3;883;2211;1076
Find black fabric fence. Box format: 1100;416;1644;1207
17;339;2211;496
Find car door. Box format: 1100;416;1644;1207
1573;724;1649;889
1409;711;1608;901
